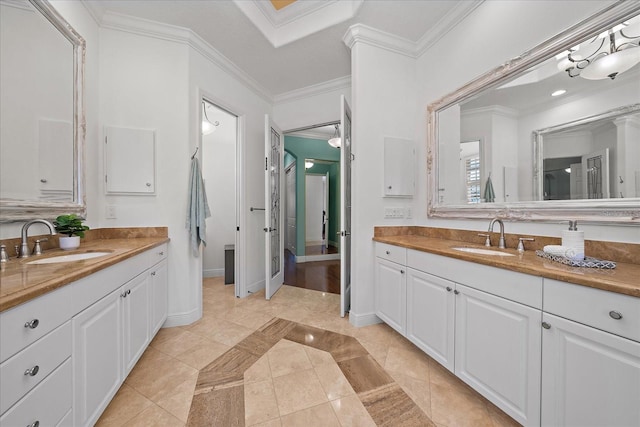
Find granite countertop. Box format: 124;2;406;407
373;233;640;299
0;228;169;312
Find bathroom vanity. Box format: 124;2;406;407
0;229;169;427
373;227;640;427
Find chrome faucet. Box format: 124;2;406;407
488;218;506;249
19;219;55;258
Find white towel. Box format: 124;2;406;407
186;157;211;257
543;245;582;260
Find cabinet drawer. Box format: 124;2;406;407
544;279;640;342
0;284;73;362
0;358;71;426
375;242;406;265
0;321;71;414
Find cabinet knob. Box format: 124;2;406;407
453;290;460;295
27;421;39;427
542;322;551;329
146;182;152;187
609;310;623;320
151;271;156;276
121;289;131;298
388;186;392;190
400;270;405;274
446;286;452;292
159;251;164;256
24;319;39;329
40;179;48;183
24;365;40;376
385;250;390;255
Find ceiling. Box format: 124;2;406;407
83;0;474;97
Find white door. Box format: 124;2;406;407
374;258;406;335
265;115;284;299
305;174;325;245
122;273;150;375
541;312;640;427
323;172;329;246
340;95;352;317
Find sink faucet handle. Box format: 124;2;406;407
32;238;48;256
0;245;8;263
517;237;535;253
478;233;491;247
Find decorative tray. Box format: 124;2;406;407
535;250;616;269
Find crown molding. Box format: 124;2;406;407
461;105;519;118
234;0;363;48
274;75;351;104
98;11;272;103
343;24;416;58
79;0;103;26
416;0;484;57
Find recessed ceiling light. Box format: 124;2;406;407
552;89;567;97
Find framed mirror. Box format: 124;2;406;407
0;0;86;222
427;2;640;223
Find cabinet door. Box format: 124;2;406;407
149;259;168;337
541;313;640;427
123;273;150;375
375;258;406;335
73;288;122;427
455;284;541;427
406;269;455;371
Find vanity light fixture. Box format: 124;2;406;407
305;160;314;169
556;16;640;80
327;124;341;148
551;89;567;97
202;101;220;135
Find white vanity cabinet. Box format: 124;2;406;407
374;243;407;335
73;244;168;427
541;279;640;427
0;242;168;427
406;268;455;371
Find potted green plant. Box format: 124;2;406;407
54;214;90;250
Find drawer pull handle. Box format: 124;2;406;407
27;421;40;427
24;365;40;376
609;310;623;320
454;290;460;295
446;287;452;292
542;322;551;329
385;250;390;255
24;319;39;329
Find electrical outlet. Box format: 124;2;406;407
106;205;117;219
384;208;395;218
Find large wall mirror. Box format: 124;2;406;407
0;0;86;222
427;2;640;223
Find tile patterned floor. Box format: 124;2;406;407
96;277;521;427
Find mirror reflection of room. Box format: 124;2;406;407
436;13;640;205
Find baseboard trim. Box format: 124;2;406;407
349;312;382;327
246;279;265;297
164;306;201;327
296;253;340;263
203;268;224;278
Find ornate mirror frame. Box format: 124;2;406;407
0;0;86;222
427;1;640;224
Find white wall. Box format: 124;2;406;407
189;41;273;296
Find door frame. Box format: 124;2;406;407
198;90;245;299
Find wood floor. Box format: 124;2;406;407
305;244;339;255
284;249;341;294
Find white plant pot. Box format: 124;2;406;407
59;236;80;250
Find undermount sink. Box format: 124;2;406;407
27;251;112;265
452;247;515;257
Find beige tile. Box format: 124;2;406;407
486;401;521;427
174;339;230;370
314;362;355;400
272;369;329;415
330;395;377;427
244;380;280;426
430;381;494;427
151;329;209;358
244;354;272;384
304;345;335;367
123;404;184;427
150;327;186;348
280;402;341;427
207;319;254;347
357;338;390;367
232;311;275;330
125;348;198;402
187;383;244;426
385;344;431;382
96;384;153;427
155;374;197;422
251;418;282;427
267;342;312;377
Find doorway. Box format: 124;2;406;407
201;98;238;288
